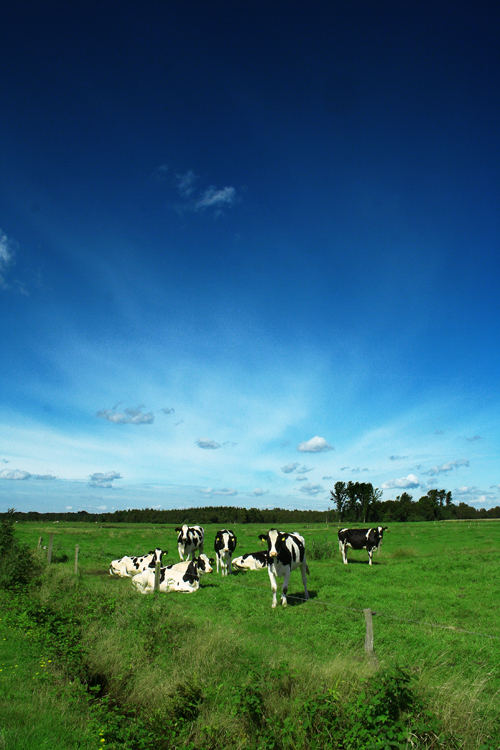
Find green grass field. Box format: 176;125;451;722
2;520;499;749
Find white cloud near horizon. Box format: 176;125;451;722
299;482;324;496
0;228;14;287
382;473;420;490
89;471;122;488
97;406;154;424
200;487;238;497
423;459;469;476
297;436;333;453
0;469;56;481
196;439;221;450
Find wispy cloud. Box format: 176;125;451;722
176;169;197;197
0;469;56;480
281;462;299;473
466;435;482;442
97;406;154;424
423;459;469;476
0;229;14;288
161;407;175;415
195;439;221;450
200;487;238;497
389;455;407;461
297;436;333;453
252;488;268;496
195;186;236;210
89;471;122;488
382;473;420;490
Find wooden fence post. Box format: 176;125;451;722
47;534;54;564
364;608;375;655
37;536;42;549
74;545;80;575
154;561;161;592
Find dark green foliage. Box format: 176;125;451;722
0;508;40;590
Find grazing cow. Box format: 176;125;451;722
175;524;204;560
338;526;388;565
109;548;164;578
214;529;237;576
258;529;309;608
231;551;269;571
132;555;213;594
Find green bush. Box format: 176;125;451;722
0;509;40;590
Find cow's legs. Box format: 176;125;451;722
368;548;373;566
341;542;348;564
281;567;291;607
301;560;309;600
268;566;278;608
216;553;220;574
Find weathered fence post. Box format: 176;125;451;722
154;561;161;592
74;545;80;575
47;534;54;564
364;608;375;655
37;536;42;549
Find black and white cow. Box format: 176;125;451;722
258;529;309;608
175;524;204;560
214;529;237;576
109;548;164;578
337;526;388;565
132;553;214;593
231;551;269;571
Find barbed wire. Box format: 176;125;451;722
226;578;500;640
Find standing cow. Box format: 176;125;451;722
337;526;388;565
175;524;204;560
258;529;309;608
214;529;237;576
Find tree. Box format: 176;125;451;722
330;481;349;521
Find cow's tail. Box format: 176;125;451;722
306;564;310;575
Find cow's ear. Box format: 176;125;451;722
175;527;181;531
281;536;286;542
209;557;215;564
258;534;267;541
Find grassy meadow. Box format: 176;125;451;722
1;519;499;749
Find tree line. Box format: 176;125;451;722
330;481;500;522
2;486;499;524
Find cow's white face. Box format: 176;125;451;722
197;553;213;574
266;529;283;558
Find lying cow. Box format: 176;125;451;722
214;529;237;575
109;548;164;578
258;529;309;608
338;526;388;565
175;524;204;560
132;554;213;594
231;551;269;571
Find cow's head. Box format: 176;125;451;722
377;526;388;535
194;553;214;574
258;529;286;558
175;525;189;543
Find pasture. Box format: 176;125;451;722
2;519;499;748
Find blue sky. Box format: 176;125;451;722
1;1;499;513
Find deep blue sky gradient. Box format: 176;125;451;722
1;1;499;512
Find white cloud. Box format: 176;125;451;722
382;474;420;490
161;407;175;415
297;436;333;453
0;469;56;481
195;439;221;450
97;406;154;424
196;186;236;210
200;487;238;497
299;482;324;496
466;435;482;442
252;488;268;496
423;459;469;476
89;471;122;488
281;462;299;473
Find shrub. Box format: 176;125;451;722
0;509;40;590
